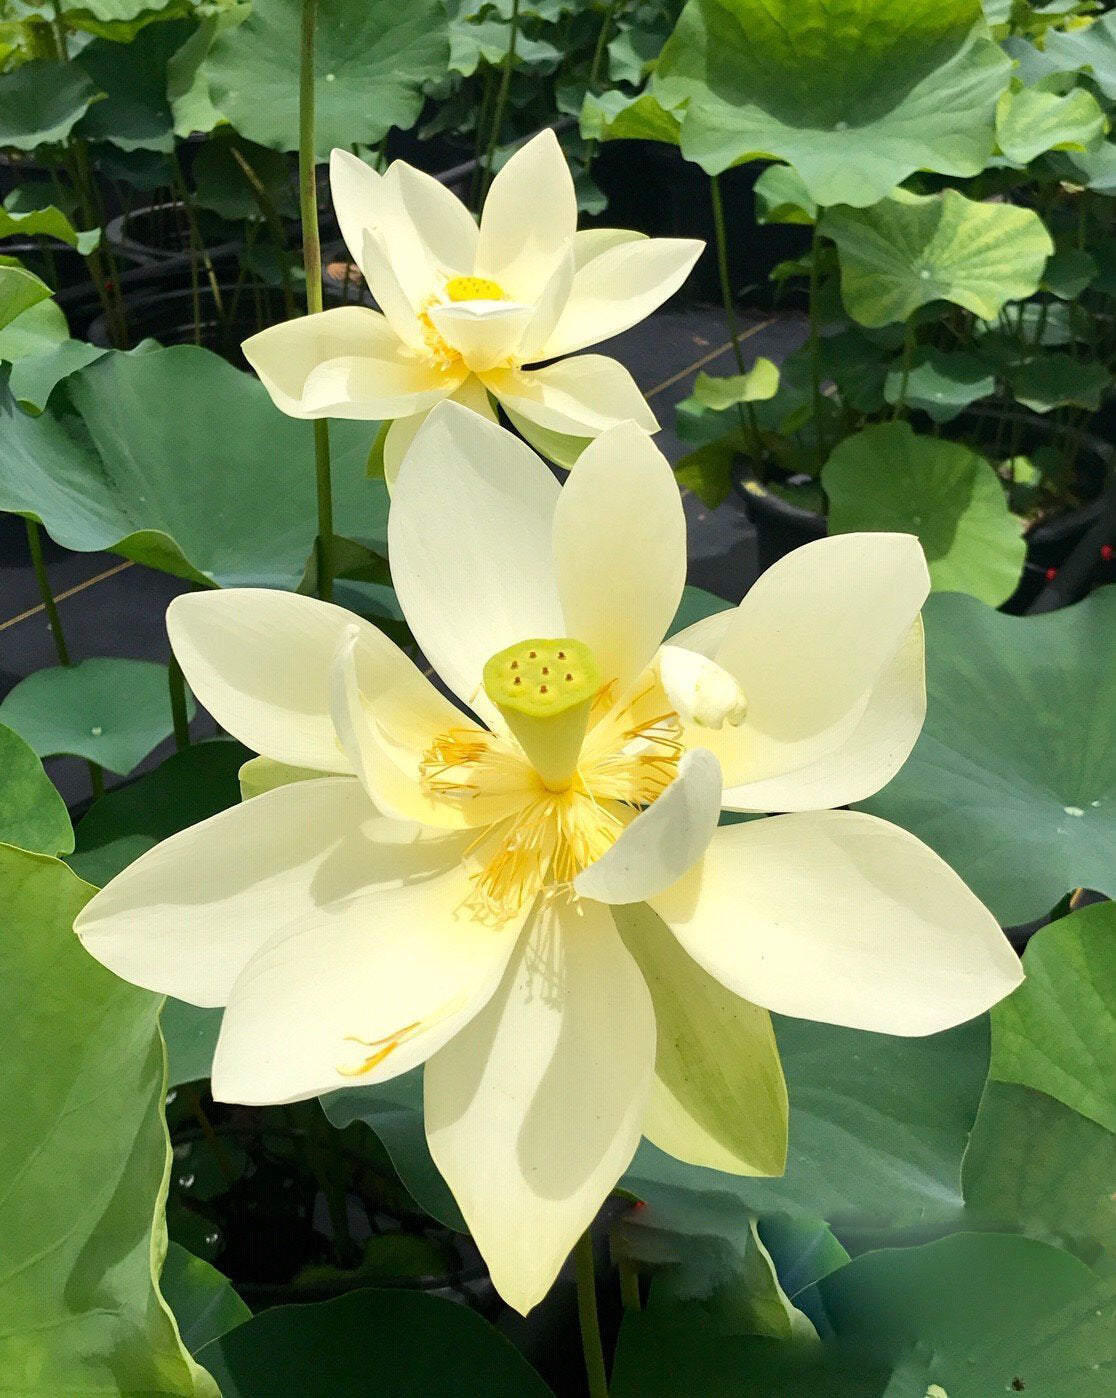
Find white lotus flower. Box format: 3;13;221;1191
74;405;1022;1314
241;129;702;480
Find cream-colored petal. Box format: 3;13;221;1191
575;749;722;904
483;355;658;438
166;588;381;772
361;226;428;350
553;420;683;691
212;854;524;1106
718;617;925;811
614;901;787;1177
425;896;655;1314
571;227;647;272
425;301;534;373
518;244;575;362
542;237;704;357
301;352;457;419
652;811;1023;1036
383;378;497;492
329;148;382;276
658;645;748;729
242;306;402;419
377;158;478;307
475;128;577;302
666;606;734;659
701;533;929;801
74;776;440;1006
329;624;471;828
389;401;564;712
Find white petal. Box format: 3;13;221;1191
167;588;382;772
389;401;563;712
542;237;704;358
701;533;930;806
518;244;575;362
476;129;577;301
329;624;472;828
242;307;409;419
329;148;382;277
425;897;655;1314
575;749;722;904
74;776;432;1006
483;355;658;438
652;811;1023;1036
658;644;748;729
212;855;524;1106
382;377;498;491
571;227;647;272
553;420;683;691
376;159;478;307
301;352;456;419
425;300;534;372
361;226;429;350
666;606;735;659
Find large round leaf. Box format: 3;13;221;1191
0;845;216;1395
161;1243;250;1358
0;59;102;151
202;0;451;159
0;658;192;776
823;422;1026;606
989;900;1116;1132
0;204;100;255
195;1288;551;1396
0;265;52;334
654;0;1010;207
995;84;1107;165
75;23;191;154
858;588;1116;925
0;722;72;856
822;188;1053;327
1043;11;1116;102
0;345;388;590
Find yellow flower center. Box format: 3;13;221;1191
444;275;509;302
420;641;681;923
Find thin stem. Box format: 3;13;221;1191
582;0;623;179
891;319;917;421
170;151;226;327
229;145;296;321
618;1254;642;1312
168;651;191;750
181;1084;234;1185
25;518;69;667
298;0;335;602
710;174;765;469
808;222;826;463
573;1230;609;1398
479;0;521;204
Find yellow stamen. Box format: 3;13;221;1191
337;1021;421;1078
444;275;509;302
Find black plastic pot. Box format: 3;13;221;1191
733;410;1113;613
104;200;241;268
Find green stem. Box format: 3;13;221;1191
229;145;297;321
181;1084;234;1185
298;0;334;602
168;651;191;750
710;174;765;469
891;319;917;421
808;221;826;463
574;1230;609;1398
171;151;226;326
582;0;623;179
618;1254;642;1312
479;0;521;204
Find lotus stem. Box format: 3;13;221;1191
574;1229;609;1398
892;319;917;420
480;0;521;204
808;221;826;463
229;145;297;322
298;0;335;602
710;174;766;468
168;651;191;750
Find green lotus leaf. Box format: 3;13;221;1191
581;88;682;145
192;135;295;222
203;0;451;159
168;6;251;138
0;58;103;151
0;203;100;254
824;422;1025;606
161;1243;250;1358
822;188;1053;327
995;83;1107;164
1054;135;1116;191
5;337;106;413
1042;246;1097;299
989;900;1115;1133
883;347;994;422
0;344;388;590
0;721;72;856
0;844;217;1395
0;295;69;362
962;1079;1116;1267
858;588;1116;925
692;358;779;412
673;439;738;509
753;164;816;225
197;1288;551;1395
654;0;1011;207
0;658;193;776
817;1232;1107;1396
0;263;51;333
75;23;190;153
1044;11;1116;101
1008;351;1112;413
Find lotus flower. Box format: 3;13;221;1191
241;129;703;480
74;406;1022;1312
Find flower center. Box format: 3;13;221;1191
444;275;509;302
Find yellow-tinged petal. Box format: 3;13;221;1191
542;237;704;358
483;355;658;438
425;301;534;372
360;226;429;351
211;853;525;1106
376;158;479;307
238;755;329;801
475;128;577;302
329;148;382;277
613;901;788;1176
658;644;748;729
553;421;683;693
242;306;407;419
571;227;647;272
652;811;1023;1036
382;376;497;492
389;402;564;713
517;244;575;362
74;776;421;1005
425;896;655;1314
575;749;722;904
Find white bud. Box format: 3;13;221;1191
657;645;747;729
